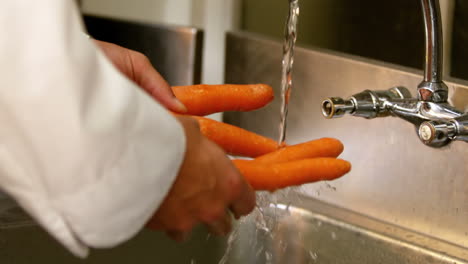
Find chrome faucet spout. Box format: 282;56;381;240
421;0;444;84
418;0;448;102
321;0;467;147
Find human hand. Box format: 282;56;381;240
94;40;186;113
147;115;256;240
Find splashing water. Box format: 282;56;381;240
218;190;310;264
309;251;319;262
278;0;300;145
218;1;304;263
218;227;239;264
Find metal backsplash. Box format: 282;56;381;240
224;31;468;248
83;15;203;86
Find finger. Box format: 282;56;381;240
131;51;187;113
229;177;256;219
205;211;232;236
146;218;163;230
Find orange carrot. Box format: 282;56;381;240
255;138;344;163
233;158;351;191
192;116;279;157
173;84;274;116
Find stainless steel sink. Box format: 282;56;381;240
1;193;467;263
223;193;468;264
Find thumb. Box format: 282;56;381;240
131;52;187;113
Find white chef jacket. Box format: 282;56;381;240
0;0;186;258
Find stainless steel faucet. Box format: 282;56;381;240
321;0;468;147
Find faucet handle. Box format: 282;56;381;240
418;114;468;147
418;121;454;147
418;81;449;103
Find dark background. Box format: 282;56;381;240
242;0;468;80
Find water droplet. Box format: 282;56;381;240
309;251;318;262
265;251;273;263
325;182;337;191
256;246;264;257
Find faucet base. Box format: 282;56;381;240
417;81;449;103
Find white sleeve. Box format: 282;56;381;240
0;0;186;258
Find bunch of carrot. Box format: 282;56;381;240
172;84;351;191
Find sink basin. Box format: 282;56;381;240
1;193;467;263
224;193;468;264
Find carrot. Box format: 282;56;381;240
233;158;351;191
255;138;344;163
172;84;274;116
192;116;279;157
